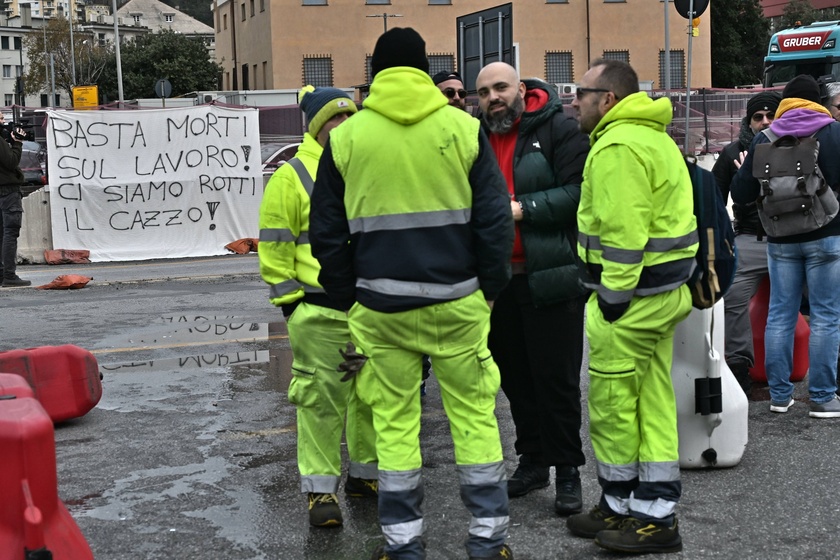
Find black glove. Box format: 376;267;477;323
337;341;368;382
597;295;629;323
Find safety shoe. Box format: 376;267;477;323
595;517;682;554
2;275;31;287
567;506;630;538
345;476;378;498
370;545;390;560
507;457;549;498
770;397;795;413
307;492;342;528
469;543;514;559
554;466;582;515
809;395;840;418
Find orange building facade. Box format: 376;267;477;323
212;0;712;95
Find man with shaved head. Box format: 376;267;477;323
475;61;590;516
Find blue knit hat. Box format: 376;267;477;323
298;85;357;138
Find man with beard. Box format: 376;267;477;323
567;59;696;554
712;91;781;394
475;61;590;516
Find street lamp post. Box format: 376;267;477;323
111;0;124;103
69;11;76;85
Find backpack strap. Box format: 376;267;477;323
762;128;778;143
287;157;315;197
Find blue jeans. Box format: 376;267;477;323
766;237;840;405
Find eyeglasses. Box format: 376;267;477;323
575;87;611;100
751;112;774;122
443;88;468;100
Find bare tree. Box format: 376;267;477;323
22;16;111;99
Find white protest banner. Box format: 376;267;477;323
47;106;261;262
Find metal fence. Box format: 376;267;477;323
559;88;784;156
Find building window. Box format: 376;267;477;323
223;13;227;29
659;50;685;89
132;14;140;23
366;0;390;4
98;33;106;46
303;55;333;87
2;66;10;78
429;0;451;4
545;51;573;83
428;54;455;76
13;37;20;50
604;0;626;2
546;0;568;3
1;37;8;50
249;0;254;16
165;14;174;22
602;50;629;63
263;61;268;87
4;94;12;106
302;0;327;5
260;0;265;12
15;66;21;77
241;4;246;20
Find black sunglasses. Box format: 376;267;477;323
751;112;774;122
575;87;611;100
443;87;468;100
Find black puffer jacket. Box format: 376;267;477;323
482;79;590;306
0;137;24;196
712;117;762;236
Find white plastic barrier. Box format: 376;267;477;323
672;299;749;468
18;187;53;264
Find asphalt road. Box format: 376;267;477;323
1;254;838;559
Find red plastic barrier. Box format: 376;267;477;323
0;372;35;400
748;277;810;382
0;345;102;423
0;396;94;559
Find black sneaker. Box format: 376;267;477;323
567;506;630;538
345;476;378;498
2;276;31;287
554;466;582;515
594;516;682;554
307;492;343;528
507;457;549;498
469;543;514;559
729;361;753;396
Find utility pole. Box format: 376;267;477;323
366;12;402;34
111;0;124;104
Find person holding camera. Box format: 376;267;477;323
0;122;31;287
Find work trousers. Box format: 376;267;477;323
723;234;768;369
0;191;22;280
488;274;586;467
349;291;509;560
286;302;377;493
585;286;692;525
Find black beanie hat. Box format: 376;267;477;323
782;74;821;103
370;27;429;77
432;70;462;86
746;91;781;121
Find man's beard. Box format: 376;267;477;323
484;95;524;134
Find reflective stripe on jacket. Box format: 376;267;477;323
311;67;513;312
258;133;325;307
577;92;697;305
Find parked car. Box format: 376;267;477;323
261;141;301;178
20;140;47;197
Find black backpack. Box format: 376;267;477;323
685;156;737;309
